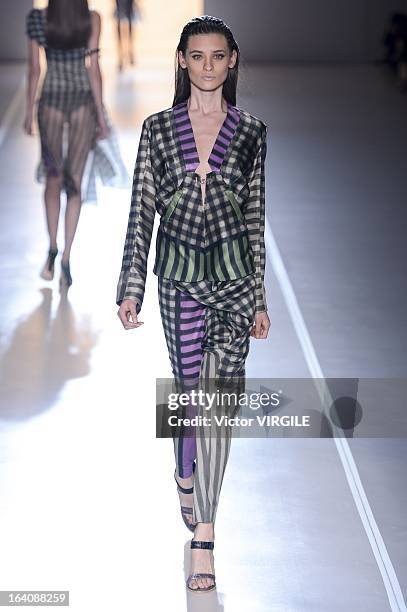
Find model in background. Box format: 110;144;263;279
116;15;271;593
24;0;109;289
383;12;407;91
114;0;140;71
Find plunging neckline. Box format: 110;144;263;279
186;102;229;176
172;99;241;175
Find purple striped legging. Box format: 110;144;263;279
173;294;205;477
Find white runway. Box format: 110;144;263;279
0;15;406;612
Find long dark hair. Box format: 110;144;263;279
173;15;240;107
46;0;91;50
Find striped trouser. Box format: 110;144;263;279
158;274;256;523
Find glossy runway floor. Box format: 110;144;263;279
0;6;407;611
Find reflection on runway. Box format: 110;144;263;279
0;289;98;421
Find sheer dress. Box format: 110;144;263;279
26;8;129;202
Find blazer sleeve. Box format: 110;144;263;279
243;123;268;313
116;118;156;312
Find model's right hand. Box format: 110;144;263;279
96;115;110;140
117;299;144;329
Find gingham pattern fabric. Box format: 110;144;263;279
26;9;128;201
152;100;256;283
158;276;254;523
116;102;268;314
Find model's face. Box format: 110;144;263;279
178;33;237;92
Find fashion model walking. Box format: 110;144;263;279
117;15;271;593
114;0;140;71
24;0;110;289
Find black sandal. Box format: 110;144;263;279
186;540;216;593
174;461;197;532
40;247;58;281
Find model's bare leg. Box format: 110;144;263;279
40;175;62;280
128;17;135;65
116;19;123;71
60;103;94;284
37;104;64;279
44;175;62;250
62;187;81;265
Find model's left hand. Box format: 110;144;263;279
251;311;270;339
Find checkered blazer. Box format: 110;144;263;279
116;100;268;314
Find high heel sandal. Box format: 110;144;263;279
60;260;72;289
174;461;197;532
186;540;216;593
40;248;58;281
